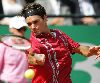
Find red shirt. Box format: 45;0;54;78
30;29;80;83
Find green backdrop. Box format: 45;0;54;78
0;25;100;83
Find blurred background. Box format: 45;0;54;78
0;0;100;83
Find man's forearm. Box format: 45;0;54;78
74;45;91;57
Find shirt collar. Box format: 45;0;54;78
36;29;55;38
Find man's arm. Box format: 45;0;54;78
74;45;100;57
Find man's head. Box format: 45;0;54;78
20;3;46;19
20;3;50;36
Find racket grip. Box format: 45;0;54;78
34;54;45;61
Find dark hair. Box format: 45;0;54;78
25;0;35;3
19;3;46;19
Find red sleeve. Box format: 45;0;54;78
56;29;80;54
65;34;80;54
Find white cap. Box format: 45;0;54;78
9;16;28;29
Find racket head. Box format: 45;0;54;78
0;34;31;50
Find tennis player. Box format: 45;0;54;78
20;3;100;83
9;16;28;36
0;16;28;83
0;15;45;83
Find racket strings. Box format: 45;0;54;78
1;35;31;50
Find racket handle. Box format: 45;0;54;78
29;53;45;61
34;54;45;61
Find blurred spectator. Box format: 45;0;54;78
0;0;37;25
35;0;68;25
0;0;24;25
0;15;28;83
60;0;100;25
92;0;100;24
2;0;23;15
49;0;73;25
9;16;28;36
36;0;60;15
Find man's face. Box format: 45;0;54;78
26;15;47;36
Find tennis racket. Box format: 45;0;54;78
0;34;31;50
0;34;45;60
